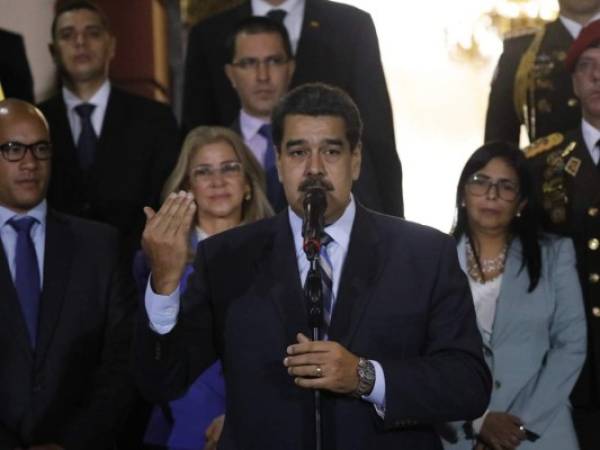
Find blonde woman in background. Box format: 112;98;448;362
135;126;273;450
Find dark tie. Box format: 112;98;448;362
258;124;276;171
75;103;98;170
267;9;287;23
8;216;41;348
596;139;600;170
258;124;285;210
319;233;334;329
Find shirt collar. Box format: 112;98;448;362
560;12;600;38
240;109;269;142
252;0;303;15
0;199;48;229
62;80;111;111
288;194;356;257
581;118;600;152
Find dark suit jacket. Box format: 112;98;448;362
527;128;600;409
38;87;179;260
0;28;34;102
0;210;136;449
485;19;579;144
135;205;491;449
182;0;403;217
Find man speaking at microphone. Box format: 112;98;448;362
135;83;490;449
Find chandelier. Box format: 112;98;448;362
446;0;559;62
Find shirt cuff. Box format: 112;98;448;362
471;410;489;435
363;360;386;417
144;275;180;334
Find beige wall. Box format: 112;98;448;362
340;0;499;231
0;0;57;102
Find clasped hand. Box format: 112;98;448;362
476;411;527;450
283;333;360;394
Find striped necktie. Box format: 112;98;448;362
320;233;334;328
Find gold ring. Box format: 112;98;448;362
315;366;323;377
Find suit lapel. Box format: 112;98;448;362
328;205;382;348
293;0;324;85
48;96;81;178
94;88;125;175
262;213;308;343
545;19;574;50
0;239;33;359
566;131;600;213
490;239;528;347
35;211;75;366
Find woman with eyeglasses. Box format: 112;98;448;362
135;126;273;450
440;142;586;450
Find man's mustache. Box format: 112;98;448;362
298;177;334;192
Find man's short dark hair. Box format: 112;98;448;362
271;83;363;150
225;16;293;63
52;0;111;39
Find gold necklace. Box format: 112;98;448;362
466;239;507;283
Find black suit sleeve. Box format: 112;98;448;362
182;24;219;132
0;423;21;448
61;232;137;449
0;30;34;102
134;247;218;404
146;104;180;210
381;237;491;427
349;13;403;217
484;39;525;144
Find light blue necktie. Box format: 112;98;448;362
320;233;334;329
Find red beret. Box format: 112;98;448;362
566;19;600;72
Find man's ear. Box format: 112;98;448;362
351;142;362;181
225;64;237;90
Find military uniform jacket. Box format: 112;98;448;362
485;19;580;144
526;128;600;407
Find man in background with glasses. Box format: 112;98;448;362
225;16;295;211
183;0;403;218
525;20;600;449
0;98;135;449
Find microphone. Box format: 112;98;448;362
302;186;327;260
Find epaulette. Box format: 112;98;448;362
524;132;564;159
503;26;539;41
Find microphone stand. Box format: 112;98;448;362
302;187;326;450
304;252;324;450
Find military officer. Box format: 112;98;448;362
485;0;600;145
525;19;600;450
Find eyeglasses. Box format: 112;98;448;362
190;161;243;181
0;141;52;162
466;173;520;201
230;55;290;71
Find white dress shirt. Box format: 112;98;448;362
560;12;600;38
62;80;111;145
251;0;305;53
0;200;47;286
581;119;600;165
